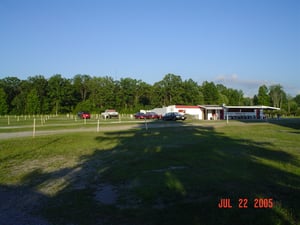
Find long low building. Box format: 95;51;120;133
223;105;280;120
149;105;280;120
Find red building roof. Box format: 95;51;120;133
175;105;200;109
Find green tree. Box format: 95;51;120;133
151;81;165;107
48;74;74;114
242;97;253;106
257;85;270;105
86;76;115;112
294;94;300;107
253;95;259;105
0;77;21;113
151;74;184;107
26;89;40;114
161;74;184;105
115;77;140;112
73;74;91;102
285;95;298;116
202;81;220;104
226;89;244;105
28;75;50;113
269;84;286;108
11;95;25;115
136;81;152;108
182;79;203;105
11;80;32;115
74;99;95;113
216;84;229;105
0;88;8;115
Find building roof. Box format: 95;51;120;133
175;105;200;109
199;105;223;110
224;105;280;110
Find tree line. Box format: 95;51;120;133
0;73;299;116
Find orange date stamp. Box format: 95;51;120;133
218;198;273;209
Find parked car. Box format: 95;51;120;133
134;112;146;119
101;109;119;119
145;112;161;119
162;112;186;121
77;111;91;119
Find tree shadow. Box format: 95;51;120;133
267;118;300;130
1;121;299;225
0;184;50;225
236;118;300;131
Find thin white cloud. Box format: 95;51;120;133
214;74;299;97
214;74;274;97
214;74;273;88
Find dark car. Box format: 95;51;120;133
162;112;186;121
134;112;146;119
78;111;91;119
145;112;161;119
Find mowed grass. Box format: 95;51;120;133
0;119;299;225
0;114;145;133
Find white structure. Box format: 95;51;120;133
223;106;280;120
148;107;168;115
150;105;203;119
149;105;280;120
199;105;224;120
170;105;203;120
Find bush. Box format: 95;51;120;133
74;100;98;114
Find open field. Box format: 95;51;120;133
0;119;299;225
0;114;142;133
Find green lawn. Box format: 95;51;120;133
0;119;299;225
0;114;145;133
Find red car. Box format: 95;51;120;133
78;111;91;119
134;112;146;119
145;112;161;119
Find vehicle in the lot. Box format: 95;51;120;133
77;111;91;119
134;112;146;119
101;109;119;119
145;112;161;119
162;112;186;121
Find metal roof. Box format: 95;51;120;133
175;105;200;109
199;105;223;110
224;105;280;110
198;105;280;110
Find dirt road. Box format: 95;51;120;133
0;122;201;140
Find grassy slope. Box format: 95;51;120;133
0;120;299;225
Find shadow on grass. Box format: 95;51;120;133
236;118;300;131
267;118;300;130
0;121;299;225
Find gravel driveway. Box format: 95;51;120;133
0;122;196;140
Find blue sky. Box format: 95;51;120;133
1;0;299;96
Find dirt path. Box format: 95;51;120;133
0;122;201;140
0;120;249;140
0;124;138;140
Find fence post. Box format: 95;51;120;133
97;119;100;132
145;118;148;131
33;118;36;138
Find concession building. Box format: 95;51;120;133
150;105;280;120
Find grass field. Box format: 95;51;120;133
0;118;299;225
0;114;142;133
